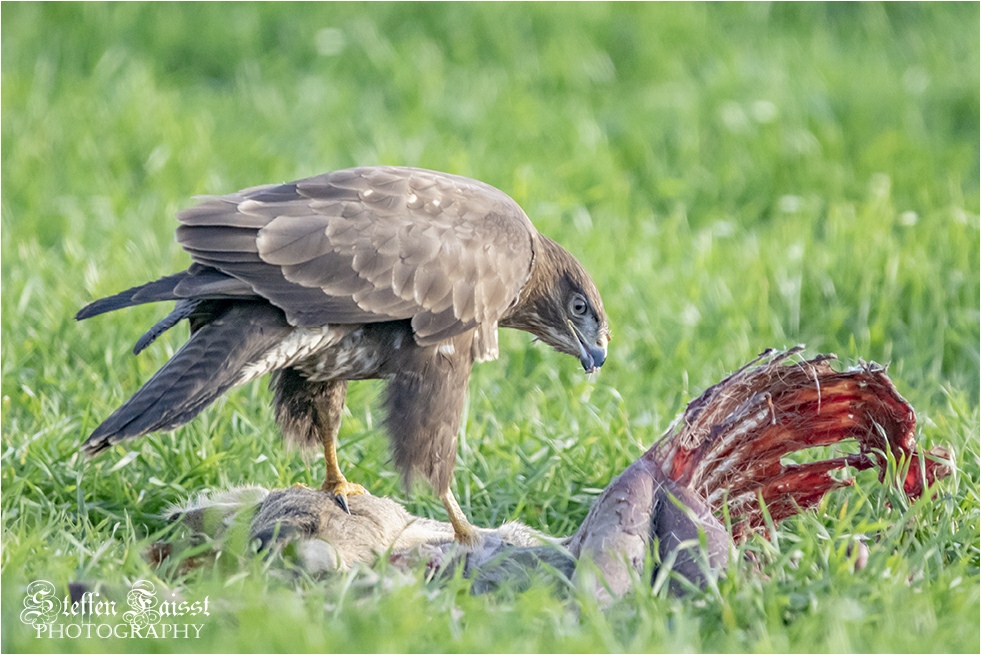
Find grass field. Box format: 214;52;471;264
2;3;979;652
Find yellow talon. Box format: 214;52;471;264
441;488;481;547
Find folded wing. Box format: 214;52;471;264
175;167;537;360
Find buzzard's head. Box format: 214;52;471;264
551;269;609;373
502;237;610;373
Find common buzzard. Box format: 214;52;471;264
77;166;610;544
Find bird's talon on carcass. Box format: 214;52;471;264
321;479;369;514
454;525;482;548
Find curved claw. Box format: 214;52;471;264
334;493;351;514
321;479;369;514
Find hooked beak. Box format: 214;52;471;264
568;321;608;374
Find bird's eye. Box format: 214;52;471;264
570;295;588;317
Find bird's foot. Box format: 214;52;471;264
441;488;482;548
452;521;482;548
321;479;369;514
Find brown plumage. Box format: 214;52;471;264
77;166;610;544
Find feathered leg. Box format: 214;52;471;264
272;371;367;512
384;332;479;545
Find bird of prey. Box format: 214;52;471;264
77;166;610;544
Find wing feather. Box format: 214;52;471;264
176;226;259;253
412;307;465;341
391;258;416;297
255;215;332;266
352;248;399;280
182;247;264;264
352;286;420;316
452;279;476;323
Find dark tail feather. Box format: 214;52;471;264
132;299;200;355
77;265;254;322
76;273;187;321
82;303;292;456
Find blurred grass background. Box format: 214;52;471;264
2;2;978;652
